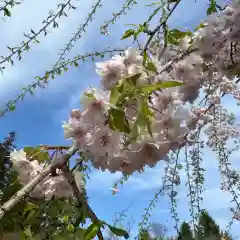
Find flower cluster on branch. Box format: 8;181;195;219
9;149;84;199
62;0;240;175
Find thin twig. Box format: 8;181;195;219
54;0;103;67
0;48;125;117
143;0;181;52
100;0;136;34
0;0;72;68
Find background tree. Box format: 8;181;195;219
178;222;194;240
197;211;221;239
0;131;16;197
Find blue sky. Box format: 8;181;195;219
0;0;240;238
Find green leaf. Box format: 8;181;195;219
74;228;85;239
52;232;72;240
121;29;134;40
108;108;130;133
9;104;16;111
110;74;141;106
23;146;49;163
3;7;11;17
207;0;217;15
142;51;157;73
44;71;49;80
145;61;157;73
133;24;146;41
84;223;101;240
25;210;37;222
139;81;183;93
168;29;192;45
24;226;32;238
24;202;38;213
128;112;146;143
66;224;75;233
143;51;148;65
146;1;162;6
110;85;121;106
107;224;129;239
62;215;69;223
84;92;96;100
125;73;142;86
194;22;206;31
129;97;154;142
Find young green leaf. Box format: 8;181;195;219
168;29;192;45
110;85;120;106
121;29;135;40
8;104;16;112
23;146;49;163
24;226;33;238
139;81;183;93
143;51;148;66
129;97;154;142
207;0;217;15
74;228;85;239
66;224;75;233
108;108;130;133
3;7;11;17
84;223;101;240
125;73;142;86
24;202;38;213
194;22;206;31
107;224;129;239
84;92;96;100
145;61;157;73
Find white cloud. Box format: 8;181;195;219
0;0;94;102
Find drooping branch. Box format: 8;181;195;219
0;48;125;117
100;0;137;35
0;145;78;220
138;159;172;236
0;0;76;72
54;0;103;67
0;0;22;18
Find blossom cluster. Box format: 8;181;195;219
10;149;84;200
62;0;240;175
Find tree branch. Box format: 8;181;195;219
0;0;73;69
0;48;125;117
0;145;77;220
63;167;104;240
143;0;181;52
54;0;103;67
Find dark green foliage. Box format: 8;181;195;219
0;132;85;238
0;131;16;198
139;229;153;240
197;211;221;239
178;222;194;240
221;231;233;240
176;211;233;240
